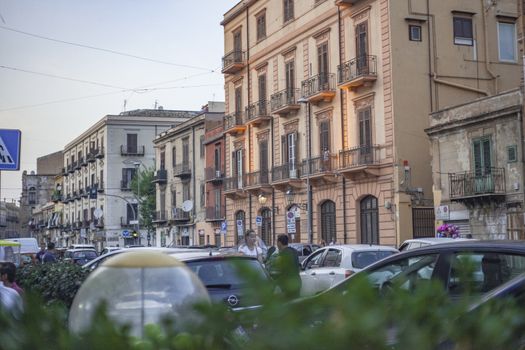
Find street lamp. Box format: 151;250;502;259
297;96;313;244
258;193;267;205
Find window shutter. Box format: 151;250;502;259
281;135;287;164
473;139;482;175
122;168;127;183
482;138;491;172
232;151;237;176
294;132;299;166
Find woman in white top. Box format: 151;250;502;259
238;230;263;261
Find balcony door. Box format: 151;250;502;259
358;107;372;164
285;60;295;102
258;74;267;112
127;133;137;154
235;87;243;121
259;140;268;184
260;208;272;246
473;137;493;193
233;149;244;188
233;30;242;61
214;147;221;176
355;21;369;74
282;132;298;178
360;196;379;244
320;200;336;244
317;42;329;88
182;138;189;168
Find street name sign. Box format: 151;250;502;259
0;129;21;170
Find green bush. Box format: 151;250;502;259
16;262;89;308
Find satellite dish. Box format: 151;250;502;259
181;200;193;212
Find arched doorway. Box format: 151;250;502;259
360;195;379;244
286;205;301;243
235;210;245;245
320;200;336;244
260;208;272;246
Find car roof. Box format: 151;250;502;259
66;248;98;252
319;244;398;251
170;251;258;262
401;237;472;245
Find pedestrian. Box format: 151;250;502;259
238;230;263;262
0;280;23;317
42;242;57;264
0;262;24;296
273;234;301;299
35;243;46;263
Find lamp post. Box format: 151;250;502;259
297;97;313;244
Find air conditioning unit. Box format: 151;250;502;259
289;169;297;179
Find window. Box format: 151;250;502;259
259;140;269;183
172;146;176;167
472;137;491;175
507;145;517;163
235;87;242;114
360;196;379;244
358;107;372;149
453;16;473;46
214;147;221;173
258;74;267;102
409;25;422;41
182;181;190;202
126;133;137;153
200;135;205;158
320;200;336;244
121;168;136;189
317;42;329;79
126;203;138;222
28;187;36;205
319;120;331;154
232;149;244;187
498;22;517;62
256;12;266;41
285;60;295;98
182;138;189;165
200;183;205;208
283;0;294;22
282;132;298;177
160;150;166;170
233;30;242;62
171;190;177;208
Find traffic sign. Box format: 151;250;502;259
220;221;227;234
122;230;130;238
255;216;263;227
0;129;21;171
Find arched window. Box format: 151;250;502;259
360;195;379;244
235;210;245;245
28;187;36;205
320;200;336;244
260;208;272;246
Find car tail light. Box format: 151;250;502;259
345;270;354;279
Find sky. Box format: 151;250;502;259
0;0;236;203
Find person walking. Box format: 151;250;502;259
42;242;57;264
238;230;263;262
35;243;46;263
273;234;301;299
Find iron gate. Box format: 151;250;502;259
412;207;435;238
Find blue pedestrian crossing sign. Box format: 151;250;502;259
0;129;21;171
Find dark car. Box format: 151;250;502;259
64;249;98;265
289;243;321;263
178;254;271;308
324;240;525;299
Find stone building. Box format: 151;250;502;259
220;0;522;246
0;201;21;239
152;102;225;246
61;108;198;249
426;89;524;239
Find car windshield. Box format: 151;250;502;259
352;251;396;269
72;251;98;259
186;258;266;287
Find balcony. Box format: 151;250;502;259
120;180;132;191
80;156;88;167
224;176;248;199
78;188;85;198
301;154;339;184
95;181;104;193
173;162;192;178
64;194;72;203
120;217;135;228
75;160;82;170
271;163;303;190
121;145;145;157
205;168;224;183
153;210;168;224
95;146;105;159
68;164;75;174
222;50;246;74
301;73;336;104
205;206;225;222
171;208;191;222
338;145;382;180
83;187;90;198
152;169;167;184
245;100;271;126
270;88;301;116
87;149;96;163
335;0;359;8
338;55;377;90
244;170;271;194
72;191;79;200
51;192;62;203
224;111;246;136
449;167;506;205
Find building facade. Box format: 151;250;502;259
153;103;225;246
427;89;524;239
0;201;21;239
60;109;198;249
220;0;522;246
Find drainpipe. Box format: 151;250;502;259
337;5;348;244
271;116;276;245
192;124;196;244
481;0;498;94
246;5;253;230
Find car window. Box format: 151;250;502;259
304;249;325;269
186;259;266;286
409;242;422;250
321;249;341;267
448;252;525;295
302;246;312;256
352;251;396;269
366;254;439;290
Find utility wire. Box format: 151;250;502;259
0;25;219;73
0;64;129;90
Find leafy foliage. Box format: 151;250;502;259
16;261;89;308
130;167;156;239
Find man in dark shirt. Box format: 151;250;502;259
274;234;301;299
42;242;57;264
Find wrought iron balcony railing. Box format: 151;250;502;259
272;163;300;182
224;111;245;131
337;55;377;87
246;100;270;122
270;88;300;114
205;167;224;182
301;154;338;176
449;167;505;200
173;163;192;178
222;50;246;73
120;145;145;156
301;73;336;99
245;170;270;187
339;145;381;168
205;206;224;221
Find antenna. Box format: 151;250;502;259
123;99;127;112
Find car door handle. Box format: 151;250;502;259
329;272;335;275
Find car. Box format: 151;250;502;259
398;237;473;251
70;244;97;251
100;246;122;255
300;244;399;296
289;243;321;263
64;249;99;265
324;240;525;300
